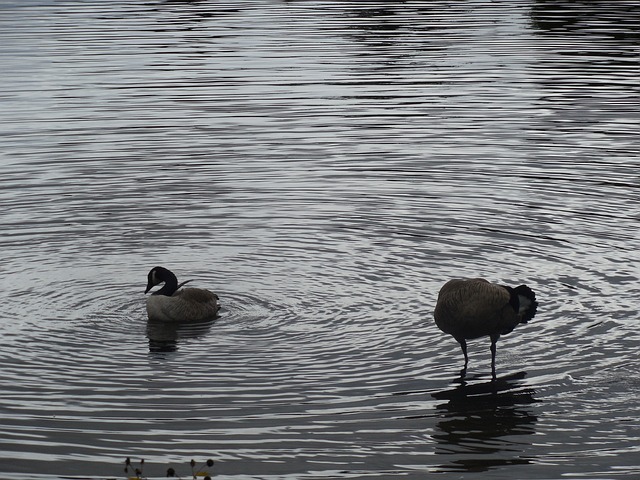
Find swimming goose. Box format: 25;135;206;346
434;278;538;378
144;266;220;322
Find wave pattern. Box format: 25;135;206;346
0;1;639;479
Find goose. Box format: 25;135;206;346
433;278;538;378
144;266;220;322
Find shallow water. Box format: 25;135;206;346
1;1;639;479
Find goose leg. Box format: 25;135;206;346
490;334;500;380
457;338;468;377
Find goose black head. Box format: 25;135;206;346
145;266;178;295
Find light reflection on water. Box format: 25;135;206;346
0;1;639;479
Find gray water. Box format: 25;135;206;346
1;1;639;479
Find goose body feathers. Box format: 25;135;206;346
145;266;220;323
434;278;537;378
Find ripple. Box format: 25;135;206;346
1;1;639;479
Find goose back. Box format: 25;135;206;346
146;288;219;323
434;278;524;340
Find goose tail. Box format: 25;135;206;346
513;284;538;323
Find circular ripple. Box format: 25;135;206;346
1;1;639;479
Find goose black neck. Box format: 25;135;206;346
155;269;179;296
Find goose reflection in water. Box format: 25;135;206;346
430;372;538;473
146;319;216;353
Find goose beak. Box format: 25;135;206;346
145;282;153;294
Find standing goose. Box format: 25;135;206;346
144;266;220;322
434;278;538;378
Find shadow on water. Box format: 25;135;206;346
146;318;215;353
525;1;639;156
530;0;640;42
430;372;539;473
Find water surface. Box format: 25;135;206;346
1;1;639;479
